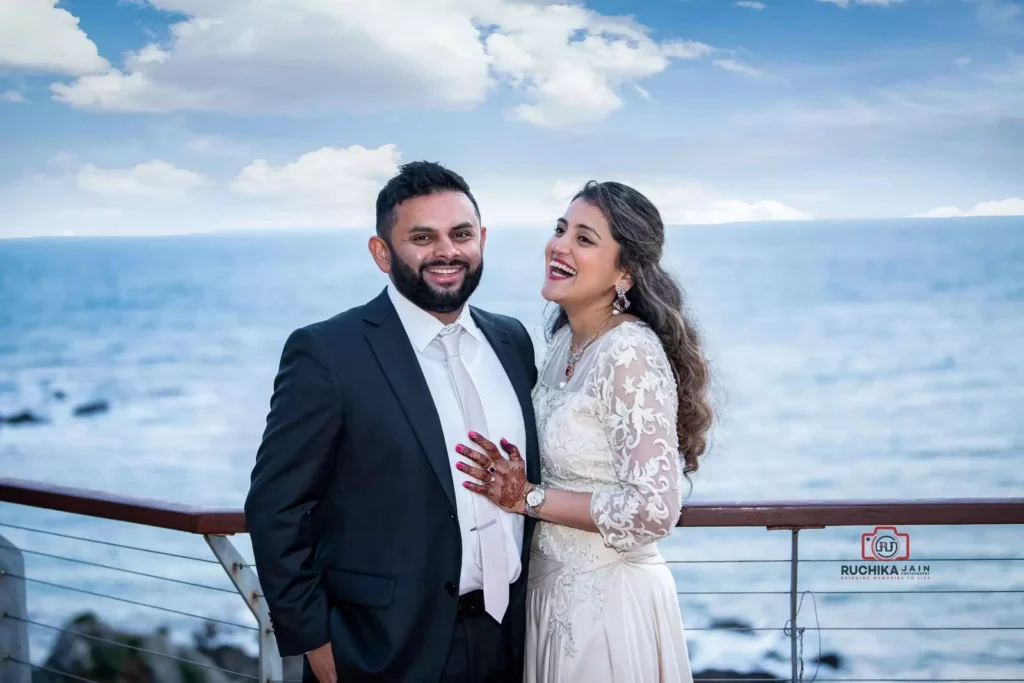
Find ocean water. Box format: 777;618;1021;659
1;217;1022;678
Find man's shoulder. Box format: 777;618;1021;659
470;307;537;370
470;306;528;339
287;295;382;349
303;306;365;336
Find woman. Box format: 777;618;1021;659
456;180;714;682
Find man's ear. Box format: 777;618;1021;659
479;225;487;252
368;235;392;274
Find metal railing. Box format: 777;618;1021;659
1;476;1022;683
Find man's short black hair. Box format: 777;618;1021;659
375;161;481;240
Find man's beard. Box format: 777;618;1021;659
389;248;484;315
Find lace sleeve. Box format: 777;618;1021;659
590;324;683;551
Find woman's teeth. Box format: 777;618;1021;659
549;260;577;277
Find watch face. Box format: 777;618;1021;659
526;488;544;506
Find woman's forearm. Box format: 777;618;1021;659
528;486;600;533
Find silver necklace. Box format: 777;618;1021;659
565;315;612;380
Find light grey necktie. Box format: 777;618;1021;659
436;324;509;623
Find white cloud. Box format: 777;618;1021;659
0;0;108;75
955;56;972;67
480;177;812;227
713;59;769;78
1;143;812;238
736;1;767;9
1;90;28;103
1;144;402;237
230;145;401;226
48;151;80;170
222;173;811;231
49;0;713;128
911;197;1024;218
974;0;1024;35
223;148;730;231
75;160;208;200
816;0;905;6
618;180;812;225
728;56;1024;131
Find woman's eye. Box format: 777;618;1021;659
577;235;592;245
553;225;564;234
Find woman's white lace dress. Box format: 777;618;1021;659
524;321;694;683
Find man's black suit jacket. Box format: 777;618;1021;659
244;287;541;682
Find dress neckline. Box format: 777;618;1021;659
539;320;649;392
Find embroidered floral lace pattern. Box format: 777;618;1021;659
530;321;683;658
588;324;684;550
534;524;607;657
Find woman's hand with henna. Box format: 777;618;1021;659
455;431;530;515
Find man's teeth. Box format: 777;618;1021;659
430;267;461;275
549;260;576;276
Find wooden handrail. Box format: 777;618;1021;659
2;477;1023;535
0;478;244;535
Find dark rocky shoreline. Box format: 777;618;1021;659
29;612;838;682
31;613;305;683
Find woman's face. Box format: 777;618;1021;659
542;197;628;310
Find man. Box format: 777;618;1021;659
244;161;541;683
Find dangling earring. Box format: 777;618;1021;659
612;283;630;315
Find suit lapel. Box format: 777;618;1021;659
363;290;457;512
471;309;542;486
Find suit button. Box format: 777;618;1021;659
448;511;456;521
445;581;457;596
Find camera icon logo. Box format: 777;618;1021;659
860;525;910;561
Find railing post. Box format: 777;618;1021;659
0;533;30;683
205;534;283;683
790;529;799;683
771;524;816;683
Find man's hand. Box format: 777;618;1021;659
307;642;336;683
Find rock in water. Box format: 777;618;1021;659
1;410;47;425
191;621;302;682
814;651;843;669
73;400;109;417
708;616;756;635
139;628;186;683
34;612;150;682
694;670;784;681
36;612;258;683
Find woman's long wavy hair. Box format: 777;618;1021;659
547;180;714;480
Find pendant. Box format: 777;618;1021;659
565;363;574;380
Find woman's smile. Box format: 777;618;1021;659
548;258;577;280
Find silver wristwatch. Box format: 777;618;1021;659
524;486;546;518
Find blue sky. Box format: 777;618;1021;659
0;0;1021;237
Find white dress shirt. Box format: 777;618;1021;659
387;283;527;593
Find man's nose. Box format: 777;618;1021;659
432;235;459;260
